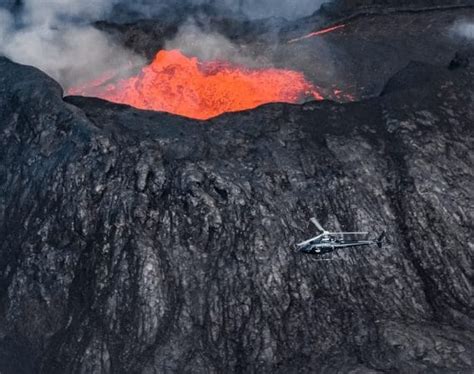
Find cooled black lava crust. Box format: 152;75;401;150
0;2;473;374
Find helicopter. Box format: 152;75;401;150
297;217;385;255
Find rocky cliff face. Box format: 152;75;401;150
0;48;472;373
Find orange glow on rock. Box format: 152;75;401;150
68;49;324;120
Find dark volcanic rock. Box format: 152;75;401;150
0;54;473;374
280;6;474;100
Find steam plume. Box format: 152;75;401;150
164;19;269;68
0;0;144;89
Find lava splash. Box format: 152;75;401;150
69;50;324;120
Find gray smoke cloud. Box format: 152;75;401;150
166;20;243;61
0;0;144;89
164;19;268;67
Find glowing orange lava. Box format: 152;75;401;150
288;24;346;44
69;50;324;120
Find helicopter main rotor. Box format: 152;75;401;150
310;217;326;233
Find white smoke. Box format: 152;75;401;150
0;0;145;89
166;21;241;60
164;19;268;67
451;21;474;39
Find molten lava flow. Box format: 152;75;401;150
288;24;346;44
69;50;324;120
